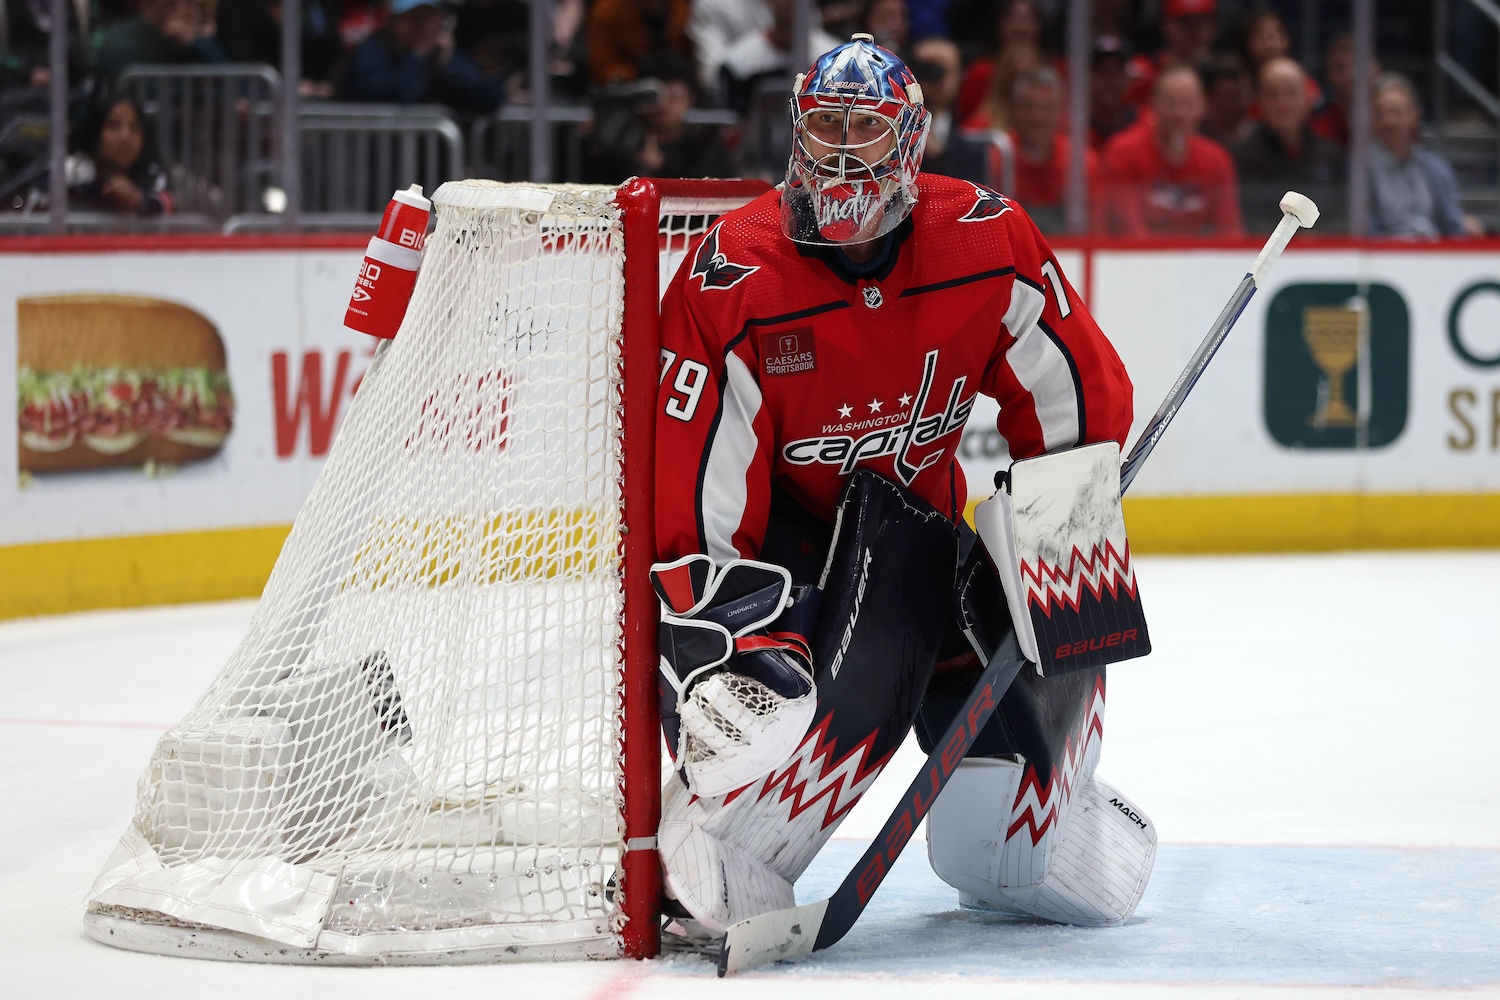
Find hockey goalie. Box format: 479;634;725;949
651;33;1157;940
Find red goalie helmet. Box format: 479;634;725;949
781;33;930;246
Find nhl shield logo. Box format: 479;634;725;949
959;186;1015;223
862;286;883;309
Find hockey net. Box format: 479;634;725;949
83;178;768;965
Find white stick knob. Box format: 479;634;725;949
1279;191;1320;228
1251;190;1319;286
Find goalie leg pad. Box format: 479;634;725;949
658;778;797;935
658;470;960;932
928;760;1156;927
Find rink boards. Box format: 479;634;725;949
3;236;1500;617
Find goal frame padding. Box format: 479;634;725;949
610;178;771;960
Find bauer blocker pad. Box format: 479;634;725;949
973;442;1149;675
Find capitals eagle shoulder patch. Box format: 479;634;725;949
958;186;1015;223
690;224;759;291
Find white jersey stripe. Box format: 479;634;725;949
1003;280;1081;451
699;353;764;564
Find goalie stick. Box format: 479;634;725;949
716;191;1320;977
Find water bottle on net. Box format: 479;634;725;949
344;184;432;339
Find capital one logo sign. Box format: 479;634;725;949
1263;282;1410;449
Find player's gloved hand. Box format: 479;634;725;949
652;555;818;797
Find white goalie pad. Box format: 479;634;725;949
928;759;1156;927
658;779;798;935
972;442;1150;674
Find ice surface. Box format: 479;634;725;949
2;552;1497;999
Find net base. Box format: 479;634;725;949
84;907;620;965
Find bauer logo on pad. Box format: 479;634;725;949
973;442;1150;675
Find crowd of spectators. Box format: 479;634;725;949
0;0;1489;236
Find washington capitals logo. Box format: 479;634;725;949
690;224;758;291
959;186;1015;223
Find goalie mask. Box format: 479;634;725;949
782;33;930;246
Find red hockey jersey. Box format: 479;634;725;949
655;174;1134;564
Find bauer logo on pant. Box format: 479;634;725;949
1263;282;1410;450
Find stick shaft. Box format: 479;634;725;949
814;633;1024;948
1119;208;1302;495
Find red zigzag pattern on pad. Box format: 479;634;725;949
1021;539;1138;618
723;713;894;830
1006;676;1107;845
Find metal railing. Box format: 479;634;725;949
1433;0;1500;226
118;64;282;218
296;102;466;215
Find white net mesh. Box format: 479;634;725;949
84;180;758;964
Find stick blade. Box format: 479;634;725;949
717;898;830;976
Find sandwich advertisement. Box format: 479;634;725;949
18;294;236;473
1;245;373;556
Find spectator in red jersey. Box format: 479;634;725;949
1088;34;1137;151
955;0;1043;124
1124;0;1218;111
1238;9;1320;119
585;0;693;87
1232;57;1345;233
1004;64;1100;234
1199;54;1253;149
1101;64;1242;236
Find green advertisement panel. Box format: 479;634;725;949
1264;282;1410;449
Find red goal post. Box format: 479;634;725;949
82;178;770;965
616;178;772;959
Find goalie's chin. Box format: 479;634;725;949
679;686;818;799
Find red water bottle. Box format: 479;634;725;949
345;184;432;339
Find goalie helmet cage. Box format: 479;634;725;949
82;178;770;966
